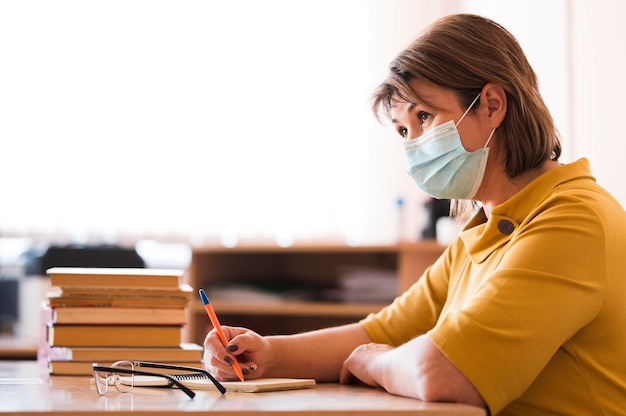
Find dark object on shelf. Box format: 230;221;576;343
23;244;145;276
0;279;18;335
421;198;451;239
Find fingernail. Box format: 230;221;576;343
224;356;233;365
249;364;256;372
227;344;238;352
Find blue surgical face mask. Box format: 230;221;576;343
402;93;495;200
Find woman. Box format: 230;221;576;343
203;14;626;415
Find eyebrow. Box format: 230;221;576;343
391;103;415;124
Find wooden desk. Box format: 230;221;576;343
1;361;485;415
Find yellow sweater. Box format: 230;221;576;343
361;159;626;415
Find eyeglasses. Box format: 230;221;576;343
92;360;226;398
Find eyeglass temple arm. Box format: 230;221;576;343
135;361;227;394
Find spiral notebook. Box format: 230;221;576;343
125;375;316;393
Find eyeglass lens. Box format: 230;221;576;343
112;361;134;393
94;360;135;395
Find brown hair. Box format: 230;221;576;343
372;13;561;180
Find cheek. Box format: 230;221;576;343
403;122;426;140
458;123;488;152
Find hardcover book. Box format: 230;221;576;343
45;343;203;362
50;305;186;325
47;267;184;288
47;325;182;347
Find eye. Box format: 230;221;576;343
418;111;433;125
397;126;408;138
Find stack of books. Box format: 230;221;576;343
38;267;204;375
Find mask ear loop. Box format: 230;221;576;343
483;128;496;148
455;92;482;127
456;92;497;149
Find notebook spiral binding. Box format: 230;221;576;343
171;373;211;381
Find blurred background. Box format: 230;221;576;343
1;0;624;338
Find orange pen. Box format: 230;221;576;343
199;289;244;382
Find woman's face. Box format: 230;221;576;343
389;78;490;152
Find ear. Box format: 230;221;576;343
480;83;507;129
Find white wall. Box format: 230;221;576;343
0;1;623;248
569;0;626;206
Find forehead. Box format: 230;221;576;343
390;79;461;118
389;100;414;121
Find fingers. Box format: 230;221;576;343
221;329;260;353
339;346;361;384
203;326;247;354
203;328;237;380
222;329;263;378
339;360;356;384
339;343;390;387
203;326;262;380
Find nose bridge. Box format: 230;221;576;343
406;119;425;140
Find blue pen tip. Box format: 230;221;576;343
199;289;210;305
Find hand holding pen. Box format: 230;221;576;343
199;289;245;382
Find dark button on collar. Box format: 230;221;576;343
498;220;515;235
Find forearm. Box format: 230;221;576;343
265;323;372;382
375;334;485;406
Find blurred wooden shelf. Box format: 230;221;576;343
188;299;386;317
183;241;445;343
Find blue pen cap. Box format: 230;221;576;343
199;288;210;305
